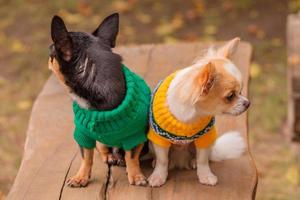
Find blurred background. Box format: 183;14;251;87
0;0;299;199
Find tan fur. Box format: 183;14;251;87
217;37;240;58
48;57;73;94
125;144;147;185
67;148;93;187
48;57;66;85
97;142;111;163
193;59;242;115
196;62;217;96
174;39;244;119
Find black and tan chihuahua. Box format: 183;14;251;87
48;13;148;187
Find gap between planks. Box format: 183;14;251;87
59;153;78;199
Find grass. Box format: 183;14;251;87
0;0;299;199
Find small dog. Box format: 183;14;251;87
147;38;250;187
48;13;151;187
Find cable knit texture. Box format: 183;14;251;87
148;72;217;148
73;64;151;150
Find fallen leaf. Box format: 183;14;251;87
17;100;32;110
202;35;215;42
289;0;300;13
250;62;261;78
58;10;83;24
285;166;299;186
11;40;26;53
164;36;178;44
204;25;218;35
136;12;151;24
271;38;282;47
123;25;134;36
77;2;93;16
155;14;183;36
172;14;183;29
156;23;173;36
112;0;133;13
246;24;258;35
193;0;205;15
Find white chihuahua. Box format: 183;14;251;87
147;38;250;187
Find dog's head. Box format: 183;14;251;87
48;13;121;89
177;38;250;116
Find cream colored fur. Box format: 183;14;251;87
148;37;248;187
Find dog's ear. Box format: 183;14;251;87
93;13;119;48
197;62;217;96
176;62;216;104
51;15;72;61
217;37;240;58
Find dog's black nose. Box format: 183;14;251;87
243;100;250;109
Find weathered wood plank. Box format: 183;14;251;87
287;14;300;141
7;94;77;200
144;43;200;88
114;44;156;76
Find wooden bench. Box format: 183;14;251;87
287;14;300;142
7;42;257;200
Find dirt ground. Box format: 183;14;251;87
0;0;299;199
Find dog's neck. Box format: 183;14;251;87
166;67;208;123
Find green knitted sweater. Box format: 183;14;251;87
73;65;151;150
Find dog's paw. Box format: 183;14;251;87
67;174;90;187
198;173;218;186
148;172;167;187
127;173;147;186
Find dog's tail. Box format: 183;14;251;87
210;131;246;161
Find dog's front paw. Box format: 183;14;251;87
198;172;218;186
148;171;167;187
67;174;90;187
127;173;147;186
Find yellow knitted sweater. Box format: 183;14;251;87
148;73;217;148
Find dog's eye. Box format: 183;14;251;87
226;92;236;102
